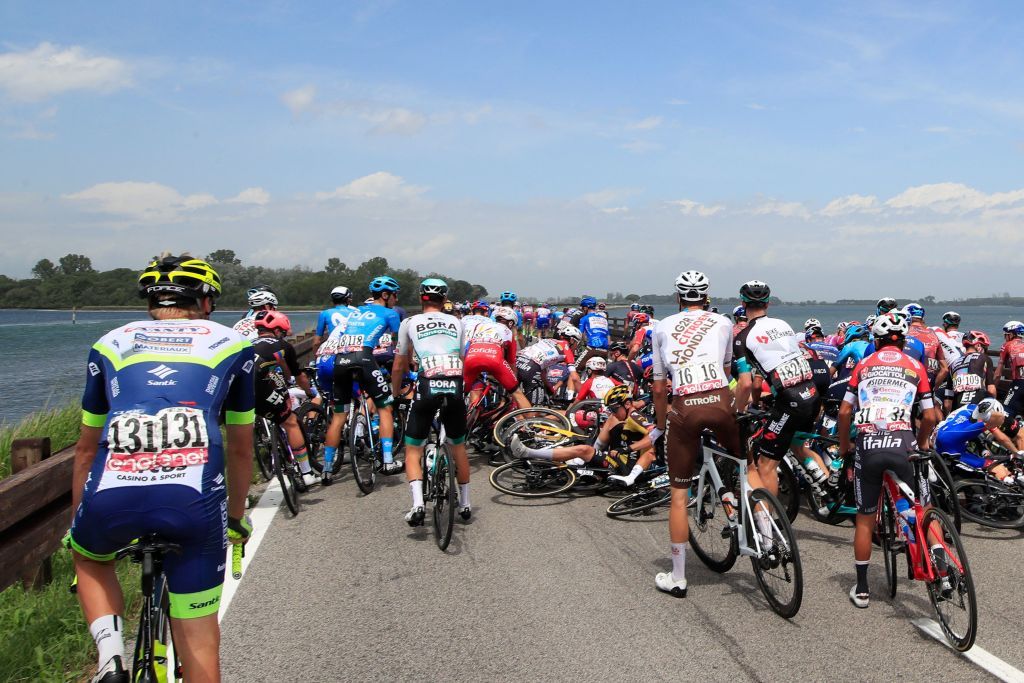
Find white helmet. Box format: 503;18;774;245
493;306;517;324
973;398;1006;423
248;290;279;307
585;356;607;372
871;311;909;339
556;323;581;341
1003;320;1024;335
865;314;877;327
803;318;822;331
674;270;710;302
331;286;352;303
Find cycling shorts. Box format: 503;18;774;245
464;354;520;393
853;431;919;515
70;485;227;619
256;371;291;424
516;358;546;394
666;388;740;488
1004;380;1024;418
332;349;393;408
753;383;818;462
404;376;468;446
536;319;550;329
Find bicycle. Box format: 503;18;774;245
421;423;458;550
951;453;1024;529
878;451;977;651
688;417;803;618
260;415;303;515
606;472;671;518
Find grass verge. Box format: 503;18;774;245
1;404;80;479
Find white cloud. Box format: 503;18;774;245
62;182;269;222
668;199;724;217
462;105;492;124
600;206;629;214
924;125;952;134
748;199;810;219
281;84;316;115
885;182;1024;214
580;187;640;209
366;107;426;135
627;116;663;130
315;171;427;200
227;187;270;205
0;43;132;101
745;103;767;110
820;193;880;216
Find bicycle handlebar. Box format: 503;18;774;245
232;543;244;580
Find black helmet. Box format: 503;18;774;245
609;341;629;354
942;311;961;327
739;280;770;304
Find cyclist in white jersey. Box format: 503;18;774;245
650;270;737;597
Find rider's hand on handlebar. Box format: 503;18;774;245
227;515;253;545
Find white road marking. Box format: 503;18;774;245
912;618;1024;683
219;479;284;621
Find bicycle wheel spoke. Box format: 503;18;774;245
688;477;738;573
922;508;977;651
746;488;803;618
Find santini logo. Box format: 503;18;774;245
148;365;178;380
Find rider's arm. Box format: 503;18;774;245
225;345;256;521
74;348;108;521
916;393;937;447
391;319;413;398
71;425;103;523
838;400;854;455
989;427;1018;453
313;311;328;355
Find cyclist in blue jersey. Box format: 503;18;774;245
577;295;610;370
535;302;552;338
832;324;870;374
803;319;838;365
70;255;255;682
321;276;403;482
934;399;1023;484
313;286;358;355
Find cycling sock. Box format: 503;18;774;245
293;446;311;473
89;614;124;668
525;447;554;460
410;481;424;508
755;509;773;540
670;542;687;581
623;464;643;484
459;483;470;507
854;561;869;594
930;544;948;573
382;437;394;464
323;446;337;469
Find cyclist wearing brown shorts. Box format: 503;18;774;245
650;270;738;598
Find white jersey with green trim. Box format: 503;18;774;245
396;312;464;378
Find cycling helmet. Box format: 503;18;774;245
630;303;640;311
633;312;650;325
843;324;868;346
499;291;518;304
739;280;770;304
902;302;925;319
330;286;352;303
443;301;455;313
864;314;877;328
603;384;632;409
248;290;278;308
1004;321;1024;336
804;327;823;342
419;277;448;300
609;341;629;354
247;284;274;299
803;318;822;330
138;255;222;302
732;305;747;321
942;311;961;327
973;398;1006;423
472;300;490;313
641;305;655;315
674;270;710;302
580;295;598;308
597;302;606;310
963;330;991;348
556;323;582;341
585;357;607;372
493;306;517;324
871;312;909;341
369;275;400;294
253;310;291;335
876;297;897;315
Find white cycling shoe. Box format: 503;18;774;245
655;572;688;598
92;656;128;683
608;474;636;487
849;585;869;609
405;505;425;527
301;472;319;488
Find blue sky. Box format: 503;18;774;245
1;1;1023;300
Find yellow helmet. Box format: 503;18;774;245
138;255;222;301
603;384;631;409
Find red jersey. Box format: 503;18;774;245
1000;338;1024;380
908;322;941;376
845;347;933;434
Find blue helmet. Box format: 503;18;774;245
630;303;640;311
369;275;400;294
902;302;924;319
499;291;517;304
580;295;598;308
419;278;448;299
732;305;746;320
843;324;868;346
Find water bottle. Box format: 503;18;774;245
895;497;916;543
802;456;827;485
721;491;738;520
425;443;437;471
371;414;380;435
651;473;669;488
354;416;365;439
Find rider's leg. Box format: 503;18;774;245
377;403;396;464
282;412;311;473
170;615;220;683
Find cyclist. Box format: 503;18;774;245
1000;321;1024;414
321;276;404;483
461;300;492;342
464;305;531;409
252;310;317;487
576;357;619;400
69;255;255;682
516;328;582;399
649;270;735;598
943;331;995;412
804;320;838;364
733;280;818;499
607;341;644;392
577;295;610;369
934;398;1024;483
392;279;473;525
837;312;936;608
233;287;277;340
876;296;897;316
313;286;358;355
535;302;553;338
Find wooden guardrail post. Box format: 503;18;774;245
11;437;54;590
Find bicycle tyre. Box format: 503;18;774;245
927;454;962;532
880;485;899;599
607;486;671;518
273;428;299;516
492;408;572;448
954;478;1024;529
433;445;457;550
776;459;800;524
489;459;576;497
499;417;579;463
746;488;803;618
254;421;274;481
922;507;977;651
349;413;376;495
688;474;738;573
296;401;328;472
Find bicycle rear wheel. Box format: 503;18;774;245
954;479;1024;529
880;485;900;599
489;459;576;497
273;429;299;516
922;507;977;652
607;486;671;518
746;488;803;618
492;408;572;448
776;459;800;524
688;475;738;573
500;417;578;463
433;445;457;550
132;575;177;682
254;421;274;481
349;413;376;495
296;402;328;473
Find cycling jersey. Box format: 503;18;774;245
232;316;258;340
999;338;1024;376
522;305;535;322
935;329;965;365
316;304;358;337
805;341;838;364
946;352;994;409
577;374;620;400
602;410;653;474
252;335;301;423
607;359;644;389
535;307;552;329
908;322;942;378
578;312;610;349
935;405;988;466
70;319;255;619
339;304;402;352
835;340;869;370
518;339;576;369
651;310;733;396
464;320;519;391
460;314;491;345
396;312;467;446
732;316;812;395
864;336;926;364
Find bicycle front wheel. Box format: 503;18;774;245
776;459;800;524
607;486;671;518
500;417;578;463
954;479;1024;529
273;429;299;516
433;446;457;550
254;422;274;481
922;507;977;652
927;454;962;532
296;402;328;472
489;459;576;497
688;475;738;573
492;408;572;448
746;488;803;618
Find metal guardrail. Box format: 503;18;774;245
0;328;316;593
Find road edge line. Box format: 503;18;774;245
219;478;284;622
912;618;1024;682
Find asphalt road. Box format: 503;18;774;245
220;453;1021;682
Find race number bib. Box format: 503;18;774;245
339;334;365;351
419;353;464;378
952;373;983;392
773;356;812;388
100;407;210;492
855;404;912;432
672;362;726;395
